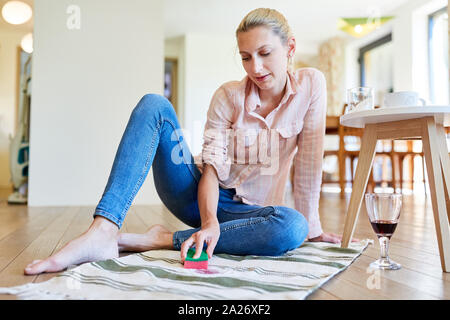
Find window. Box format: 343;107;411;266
428;7;448;105
358;34;393;106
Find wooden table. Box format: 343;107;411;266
339;106;450;272
326;115;339;135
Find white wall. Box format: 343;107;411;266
0;30;30;188
29;0;164;206
182;33;245;156
345;0;448;103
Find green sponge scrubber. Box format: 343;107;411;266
184;248;209;269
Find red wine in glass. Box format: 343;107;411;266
365;193;402;270
370;220;398;239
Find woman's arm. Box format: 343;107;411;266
180;164;221;262
293;70;359;244
293;69;326;239
180;86;233;261
198;164;220;226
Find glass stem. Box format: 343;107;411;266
378;236;390;261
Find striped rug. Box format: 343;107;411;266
0;240;371;300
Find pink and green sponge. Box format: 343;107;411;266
183;248;209;269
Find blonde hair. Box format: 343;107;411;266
236;8;294;71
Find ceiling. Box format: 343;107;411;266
163;0;410;53
0;0;411;52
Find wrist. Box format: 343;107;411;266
201;218;219;228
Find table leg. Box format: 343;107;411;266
422;119;450;272
436;124;450;215
390;150;398;192
338;138;346;199
408;141;414;190
436;125;450;241
399;155;404;192
341;125;378;248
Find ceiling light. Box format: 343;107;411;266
1;1;32;25
21;33;33;53
338;16;394;38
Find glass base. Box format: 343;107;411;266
369;258;401;270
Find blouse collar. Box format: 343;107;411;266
245;70;299;113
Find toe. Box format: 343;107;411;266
24;259;60;275
24;259;42;273
24;260;47;275
26;259;42;268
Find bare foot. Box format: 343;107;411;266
24;216;119;275
118;224;174;252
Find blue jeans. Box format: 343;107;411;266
94;94;308;256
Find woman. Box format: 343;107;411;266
25;8;344;275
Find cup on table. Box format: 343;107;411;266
346;87;375;113
383;91;426;107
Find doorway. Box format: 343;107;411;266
164;58;179;116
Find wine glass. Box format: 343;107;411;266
365;193;402;270
346;87;374;113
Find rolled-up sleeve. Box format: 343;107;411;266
293;69;327;239
202;86;234;181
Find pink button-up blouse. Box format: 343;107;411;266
193;67;327;238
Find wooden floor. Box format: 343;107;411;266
0;187;449;300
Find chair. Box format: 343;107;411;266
323;104;397;198
396;127;450;193
389;140;427;194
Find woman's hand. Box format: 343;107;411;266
180;221;220;263
308;232;359;244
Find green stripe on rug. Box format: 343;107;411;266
57;272;223;299
299;243;361;254
213;253;346;269
92;260;271;296
137;254;323;279
94;259;315;292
